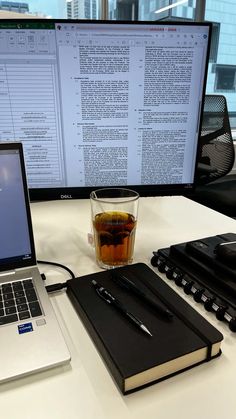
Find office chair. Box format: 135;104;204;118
190;94;236;217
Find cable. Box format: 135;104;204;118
45;281;69;293
37;260;76;279
37;260;76;294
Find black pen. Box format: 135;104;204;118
91;280;152;337
111;271;173;320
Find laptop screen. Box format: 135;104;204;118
0;143;35;271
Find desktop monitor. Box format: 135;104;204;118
0;19;212;201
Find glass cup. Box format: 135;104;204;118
90;188;139;269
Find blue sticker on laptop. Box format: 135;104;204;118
18;323;33;334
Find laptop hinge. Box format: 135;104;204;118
0;271;16;277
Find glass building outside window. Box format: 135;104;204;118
107;0;236;128
1;1;236;127
204;1;236;128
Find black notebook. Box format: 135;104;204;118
67;263;223;394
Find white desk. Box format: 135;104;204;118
1;196;236;419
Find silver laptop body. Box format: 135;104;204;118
0;142;70;382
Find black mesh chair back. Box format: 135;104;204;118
196;94;235;186
190;94;236;217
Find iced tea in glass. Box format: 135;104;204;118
90;188;139;269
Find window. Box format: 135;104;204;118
204;0;236;128
215;65;236;92
209;22;220;63
0;1;235;128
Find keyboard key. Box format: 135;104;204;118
25;288;37;302
5;306;17;315
4;299;15;308
17;303;28;312
23;280;33;289
0;314;18;325
0;309;4;316
14;290;25;298
29;301;42;317
3;292;14;301
15;297;26;305
2;284;12;293
12;282;23;291
19;311;30;320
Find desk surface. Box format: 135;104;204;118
2;196;236;419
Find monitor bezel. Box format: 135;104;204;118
0;19;212;201
29;182;195;201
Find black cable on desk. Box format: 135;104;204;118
45;281;69;293
37;259;76;293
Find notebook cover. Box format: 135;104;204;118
153;234;236;328
66;263;223;394
171;233;236;293
156;246;236;308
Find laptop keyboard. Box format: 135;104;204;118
0;278;43;326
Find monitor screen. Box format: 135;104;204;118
0;19;211;201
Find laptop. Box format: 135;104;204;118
0;142;70;382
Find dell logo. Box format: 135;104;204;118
60;194;72;199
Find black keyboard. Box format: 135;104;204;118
0;278;43;326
